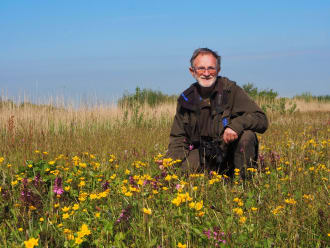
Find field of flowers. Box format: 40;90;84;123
0;101;329;247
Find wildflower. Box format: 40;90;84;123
63;213;70;219
48;161;55;165
197;211;205;217
251;207;258;211
11;180;18;186
78;223;91;237
116;205;132;224
177;242;187;248
18;227;23;232
195;201;203;211
78;181;86;187
90;193;98;200
54;203;60;208
28;164;33;168
75;237;83;245
72;204;79;210
62;206;71;212
39;217;44;222
7;163;12;168
272;205;284;215
233;208;243;216
24;237;39;248
95;212;100;218
124;191;133;197
102;180;110;190
64;186;70;191
143;207;152;215
284;198;297;205
29;205;36;211
53;177;64;195
239;216;247;224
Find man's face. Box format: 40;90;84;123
189;53;220;87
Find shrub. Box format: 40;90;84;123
118;87;177;108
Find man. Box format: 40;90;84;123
163;48;268;177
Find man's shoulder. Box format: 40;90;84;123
177;83;199;111
219;76;237;91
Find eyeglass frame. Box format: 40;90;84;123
192;66;218;74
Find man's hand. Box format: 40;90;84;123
223;127;238;144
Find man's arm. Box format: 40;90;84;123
226;85;268;136
165;104;188;160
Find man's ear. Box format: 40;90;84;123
189;67;195;77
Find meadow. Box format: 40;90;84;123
0;96;329;247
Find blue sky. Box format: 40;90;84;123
1;1;329;103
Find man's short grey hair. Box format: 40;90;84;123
190;48;221;69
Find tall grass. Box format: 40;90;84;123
0;96;329;247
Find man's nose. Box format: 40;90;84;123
203;70;210;76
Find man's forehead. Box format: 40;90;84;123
194;53;217;63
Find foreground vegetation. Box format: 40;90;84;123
0;96;329;247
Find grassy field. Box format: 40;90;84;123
0;98;329;247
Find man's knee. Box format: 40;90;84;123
181;149;200;174
237;130;257;148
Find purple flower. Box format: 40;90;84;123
53;177;64;195
115;205;132;224
189;144;194;151
102;180;109;190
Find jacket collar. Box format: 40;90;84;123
179;77;224;114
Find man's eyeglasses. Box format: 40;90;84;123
194;67;217;73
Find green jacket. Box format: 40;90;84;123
166;76;268;160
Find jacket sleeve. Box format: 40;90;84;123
165;104;188;160
227;84;268;135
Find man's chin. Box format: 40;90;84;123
197;78;217;87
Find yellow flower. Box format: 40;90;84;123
72;204;79;210
24;237;39;248
233;208;243;216
28;164;33;168
124;191;133;197
143;207;152;215
18;227;23;232
75;237;83;245
197;211;205;217
11;180;18;186
95;212;101;218
162;186;169;191
195;201;203;211
48;161;55;165
7;163;12;168
239;216;247;224
43;151;48;155
63;213;70;219
125;169;130;175
29;205;36;211
64;186;70;191
39;217;44;222
284;198;297;205
79;223;91;236
62;206;71;212
90;193;98;200
177;242;187;248
251;207;258;211
78;181;86;187
54;203;60;208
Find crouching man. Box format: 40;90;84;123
162;48;268;178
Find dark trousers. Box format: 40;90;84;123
181;130;258;177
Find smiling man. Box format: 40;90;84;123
165;48;268;177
